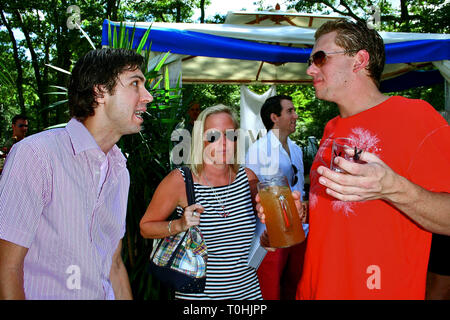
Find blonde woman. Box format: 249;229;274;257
140;105;262;300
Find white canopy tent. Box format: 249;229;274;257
102;9;450;117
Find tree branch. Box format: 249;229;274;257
14;9;44;105
0;8;26;114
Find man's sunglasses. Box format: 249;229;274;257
292;164;298;186
17;124;28;128
307;50;358;67
205;130;238;143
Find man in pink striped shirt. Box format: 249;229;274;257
0;48;152;299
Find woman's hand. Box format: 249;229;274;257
179;204;204;231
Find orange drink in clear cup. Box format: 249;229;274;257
257;176;305;248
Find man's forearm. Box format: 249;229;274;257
0;239;27;299
388;175;450;235
110;259;133;300
0;268;26;299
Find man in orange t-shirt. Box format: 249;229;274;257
295;19;450;300
256;19;450;300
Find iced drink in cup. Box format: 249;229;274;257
331;137;366;173
257;176;305;248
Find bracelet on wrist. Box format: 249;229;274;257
168;220;173;235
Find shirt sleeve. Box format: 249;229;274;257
0;141;51;248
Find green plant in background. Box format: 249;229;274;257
106;21;183;300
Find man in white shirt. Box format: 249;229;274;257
245;95;308;300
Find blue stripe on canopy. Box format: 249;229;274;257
102;20;310;63
102;20;450;64
385;39;450;63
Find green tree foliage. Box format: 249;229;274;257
126;0;210;23
0;0;447;300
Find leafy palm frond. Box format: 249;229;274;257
0;60;15;87
49;85;68;92
45;64;71;75
75;21;96;50
40;99;68;112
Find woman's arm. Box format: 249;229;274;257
244;167;259;212
139;169;203;239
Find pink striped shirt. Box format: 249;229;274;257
0;118;130;299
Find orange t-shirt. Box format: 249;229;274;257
298;96;450;300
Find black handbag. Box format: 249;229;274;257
148;166;207;293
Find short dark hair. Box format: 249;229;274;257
12;114;28;125
315;19;385;88
260;95;293;130
68;48;145;121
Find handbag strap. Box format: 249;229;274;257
163;167;197;265
181;166;195;206
151;167;196;260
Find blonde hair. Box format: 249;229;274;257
190;104;240;176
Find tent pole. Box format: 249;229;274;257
444;80;450;124
446;80;449;112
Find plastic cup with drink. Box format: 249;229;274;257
330;137;366;173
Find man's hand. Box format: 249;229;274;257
256;190;305;251
256;190;304;223
317;150;398;202
318;150;450;235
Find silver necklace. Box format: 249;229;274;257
203;167;232;218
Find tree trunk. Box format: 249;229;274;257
14;10;48;121
54;0;71;124
176;0;181;22
0;9;26;115
106;0;120;21
200;0;205;23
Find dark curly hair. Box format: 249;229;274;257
68;48;144;121
315;19;385;88
260;95;293;130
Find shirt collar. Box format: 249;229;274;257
66;118;100;155
268;129;293;149
66;118;127;165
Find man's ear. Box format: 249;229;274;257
353;49;370;73
93;85;107;105
270;113;279;126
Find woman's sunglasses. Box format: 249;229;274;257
205;130;238;143
307;50;358;67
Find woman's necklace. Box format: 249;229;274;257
203;167;232;218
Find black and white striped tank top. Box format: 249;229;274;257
175;166;262;300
